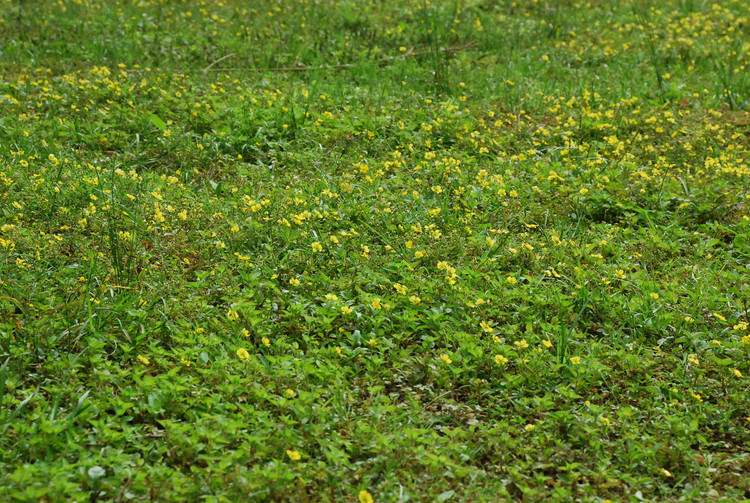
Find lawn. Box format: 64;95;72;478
1;0;749;501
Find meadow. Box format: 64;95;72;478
1;0;749;501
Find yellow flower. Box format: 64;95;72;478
341;305;353;315
393;283;407;295
494;354;508;366
137;355;150;365
542;340;553;348
506;276;518;285
286;449;301;461
311;241;323;252
289;278;301;286
236;348;250;360
480;321;493;333
570;356;581;365
409;295;421;304
524;423;536;432
262;337;271;347
650;293;659;300
733;369;742;378
371;298;382;309
514;339;529;349
687;354;699;365
358;490;374;503
440;354;452;364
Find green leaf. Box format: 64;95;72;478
0;358;8;418
88;466;105;479
68;390;91;420
437;490;455;502
150;115;167;131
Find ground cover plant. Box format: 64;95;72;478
1;0;749;501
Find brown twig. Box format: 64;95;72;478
205;43;478;73
202;53;236;72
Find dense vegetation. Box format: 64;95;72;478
1;0;749;500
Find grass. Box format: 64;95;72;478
0;0;749;501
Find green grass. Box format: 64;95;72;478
1;0;750;501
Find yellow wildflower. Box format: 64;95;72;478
514;339;529;349
286;450;301;461
494;354;508;366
